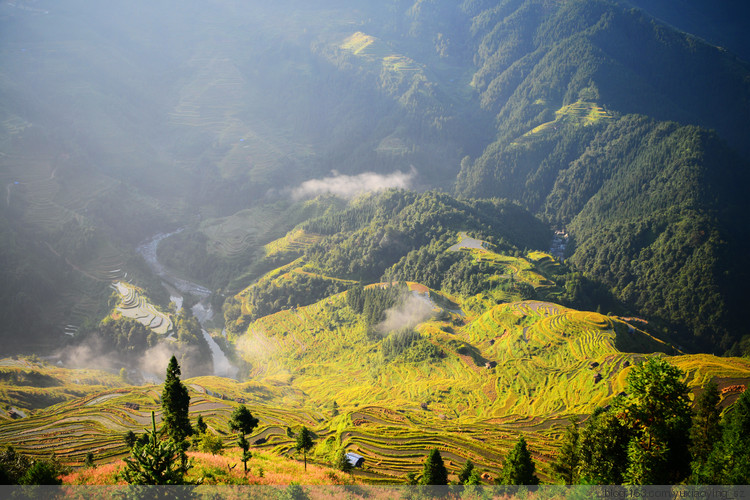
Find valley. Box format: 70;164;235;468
1;0;750;487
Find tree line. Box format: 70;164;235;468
550;357;750;485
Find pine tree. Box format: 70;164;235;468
295;427;314;472
620;357;692;484
124;430;137;449
458;459;475;485
421;448;448;485
497;436;539;485
335;449;352;473
196;415;208;434
121;412;187;485
237;434;252;474
700;389;750;484
229;405;259;436
161;355;192;443
551;417;580;484
229;405;259;474
690;381;722;475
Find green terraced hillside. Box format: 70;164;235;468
3;290;748;483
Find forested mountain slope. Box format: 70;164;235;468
625;0;750;63
449;0;750;350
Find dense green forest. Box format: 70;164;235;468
449;0;750;351
303;191;549;281
226;191;551;328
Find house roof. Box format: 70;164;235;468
345;452;364;466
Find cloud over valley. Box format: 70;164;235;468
291;167;417;200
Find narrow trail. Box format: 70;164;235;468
43;242;106;282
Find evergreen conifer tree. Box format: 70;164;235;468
196;415;207;434
121;412;187;485
230;405;259;474
689;381;722;476
335;449;352;473
620;357;692;484
551;417;580;484
124;430;137;449
458;459;475;485
497;436;539;485
295;427;314;472
700;389;750;484
161;355;192;443
421;448;448;485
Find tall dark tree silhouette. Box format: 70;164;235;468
229;404;259;474
458;458;480;485
124;430;137;449
161;355;192;443
551;417;580;484
690;381;722;476
295;426;314;471
196;415;208;434
699;389;750;484
497;436;539;485
421;448;448;485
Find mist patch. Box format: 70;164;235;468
291;167;417;200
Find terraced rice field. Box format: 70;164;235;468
448;232;486;251
263;229;324;257
200;208;278;258
113;282;173;335
4;238;749;483
340;32;380;56
3;286;750;482
514;101;614;145
0;358;129;419
338;31;424;85
0;375;330;467
221;290;748;481
168;51;246;133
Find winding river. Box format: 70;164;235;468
137;232;238;379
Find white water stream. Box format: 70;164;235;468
138;232;237;379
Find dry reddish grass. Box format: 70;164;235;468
61;447;358;486
61;461;126;485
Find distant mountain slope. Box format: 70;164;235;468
222;190;551;331
452;0;750;350
461;0;750;152
625;0;750;63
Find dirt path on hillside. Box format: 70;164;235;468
43;242;105;282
